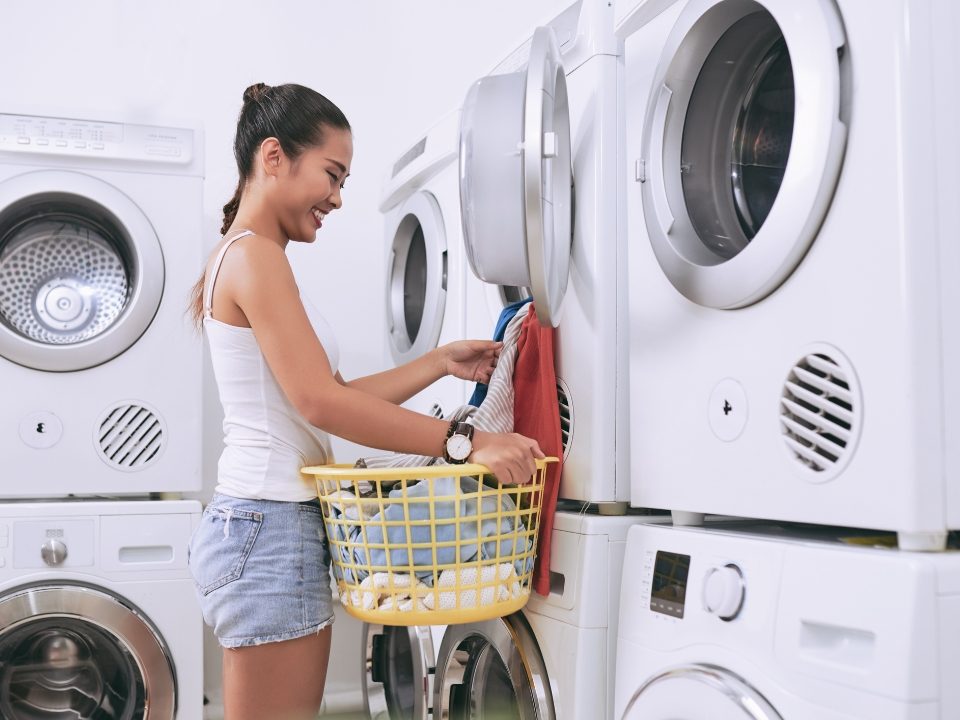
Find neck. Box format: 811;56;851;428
228;216;288;250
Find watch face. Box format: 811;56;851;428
446;434;472;461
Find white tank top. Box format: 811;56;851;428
203;230;339;501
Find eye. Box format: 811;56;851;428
327;170;339;183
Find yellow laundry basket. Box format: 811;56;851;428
302;458;556;626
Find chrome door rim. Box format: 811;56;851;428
640;0;847;308
0;170;164;371
385;190;447;365
362;622;437;720
0;583;176;719
623;663;782;719
434;612;554;719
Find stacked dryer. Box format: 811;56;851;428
613;0;960;716
0;112;205;718
416;2;670;719
620;0;960;548
380;110;471;420
459;0;628;509
379;110;532;420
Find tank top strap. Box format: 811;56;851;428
204;229;255;319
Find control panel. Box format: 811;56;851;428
0;113;193;164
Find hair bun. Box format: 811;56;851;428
243;82;270;104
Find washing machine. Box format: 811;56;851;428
360;621;445;720
0;112;204;497
615;521;960;719
380;110;471;421
0;498;203;719
430;509;669;719
459;0;629;508
620;0;960;549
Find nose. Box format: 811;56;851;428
329;185;343;210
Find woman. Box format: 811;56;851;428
187;82;544;720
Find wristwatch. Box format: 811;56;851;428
444;421;475;464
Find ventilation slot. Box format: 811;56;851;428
97;403;165;471
556;377;573;461
780;352;858;477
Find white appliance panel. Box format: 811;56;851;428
461;0;629;505
624;0;960;548
0;499;203;719
616;523;960;719
0;114;204;497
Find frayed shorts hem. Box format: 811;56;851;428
219;613;336;649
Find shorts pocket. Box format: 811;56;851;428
189;506;263;596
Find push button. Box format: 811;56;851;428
18;411;63;449
708;378;748;442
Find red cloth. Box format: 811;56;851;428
512;303;562;597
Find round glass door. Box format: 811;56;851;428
362;623;436;720
0;585;176;719
622;664;782;719
0;171;164;371
434;613;553;720
640;0;847;308
386;191;447;366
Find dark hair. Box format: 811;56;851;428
188;83;351;329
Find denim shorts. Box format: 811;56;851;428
187;492;335;648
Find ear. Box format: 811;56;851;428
259;137;284;177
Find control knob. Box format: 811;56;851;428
702;563;744;620
41;539;68;567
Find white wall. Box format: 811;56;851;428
3;0;570;710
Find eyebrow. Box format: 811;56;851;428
327;158;350;177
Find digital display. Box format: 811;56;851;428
650;550;690;618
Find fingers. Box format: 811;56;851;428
475;356;497;383
470;432;545;486
527;437;545;459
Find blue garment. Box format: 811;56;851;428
327;476;532;585
468;297;532;406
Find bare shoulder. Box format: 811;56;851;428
207;235;300;326
226;234;290;272
220;235;295;291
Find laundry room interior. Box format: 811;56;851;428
2;0;958;718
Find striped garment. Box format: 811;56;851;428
358;301;534;469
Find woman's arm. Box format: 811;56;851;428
336;349;446;404
225;239;540;482
337;340;499;405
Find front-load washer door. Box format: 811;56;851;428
0;170;164;371
622;663;782;720
386;191;447;366
0;584;176;719
640;0;847;308
362;623;437;720
459;25;572;327
434;612;554;720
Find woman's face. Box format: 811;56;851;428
277;126;353;243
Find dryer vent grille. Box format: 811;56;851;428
556;377;572;462
780;353;856;476
97;403;165;471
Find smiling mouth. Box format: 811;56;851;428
312;207;327;228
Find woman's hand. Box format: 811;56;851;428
440;340;503;384
469;430;545;485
